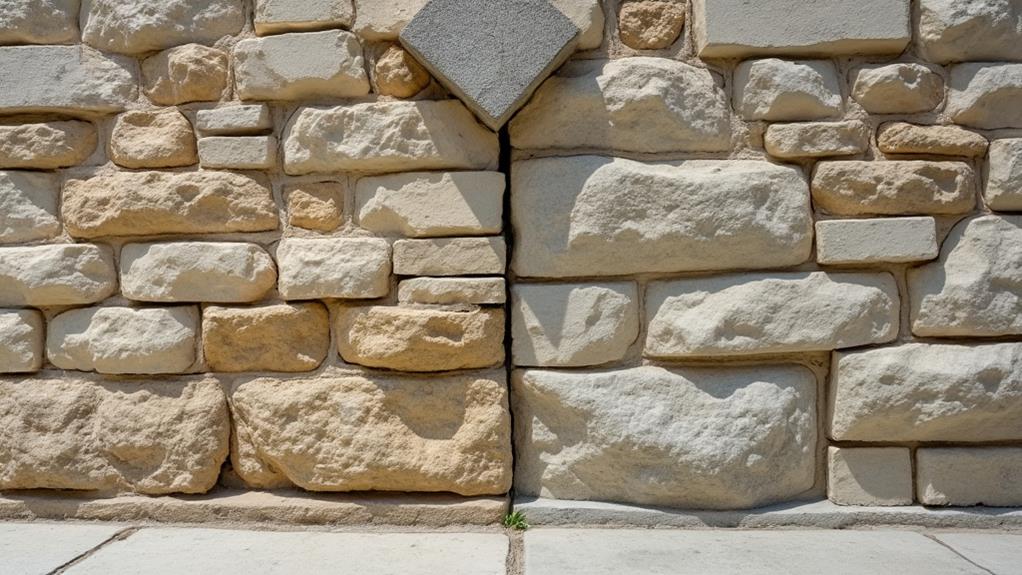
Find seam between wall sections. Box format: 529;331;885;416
499;126;518;515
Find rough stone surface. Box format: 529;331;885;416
47;307;198;375
0;0;79;44
827;447;913;507
619;0;685;50
198;136;277;171
110;110;198;169
203;303;330;373
121;242;277;303
511;58;731;153
352;0;429;41
234;31;370;101
812;161;976;215
917;448;1022;507
142;44;229;106
0;376;229;494
850;63;944;115
550;0;604;50
285;182;344;232
0;310;43;373
398;278;506;306
63;171;278;239
878;123;988;157
81;0;245;54
229;372;512;494
909;215;1022;337
947;63;1022;129
255;0;354;36
917;0;1022;63
276;238;391;300
816;217;939;265
373;44;431;98
764;121;869;158
830;343;1022;442
0;245;116;307
986;139;1022;211
512;283;639;368
0;121;96;169
393;238;507;276
196;105;273;136
0;171;60;244
735;59;842;121
645;272;899;357
0;46;137;113
513;156;812;278
514;365;817;509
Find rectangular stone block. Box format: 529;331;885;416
81;0;244;54
736;59;842;121
203;303;330;373
196;105;273;136
0;244;116;307
393;237;506;276
812;161;976;216
765;121;870;159
987;139;1022;212
0;310;43;374
947;63;1022;129
877;123;988;157
0;0;79;44
285;182;344;232
816;218;939;265
255;0;354;35
121;242;277;303
0;171;60;244
398;277;506;305
917;448;1022;507
276;238;392;300
828;447;913;507
198;136;277;171
0;121;97;169
917;0;1022;63
234;30;369;101
0;46;137;113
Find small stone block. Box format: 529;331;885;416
917;448;1022;507
987;139;1022;212
828;447;913;506
816;217;939;265
393;237;507;276
0;309;43;373
196;105;273;136
198;137;277;170
255;0;355;36
398;277;506;305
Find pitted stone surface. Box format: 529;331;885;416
917;448;1022;507
203;303;330;373
110;110;198;169
987;139;1022;211
0;171;60;244
0;121;97;169
255;0;354;35
618;0;686;50
276;238;392;300
947;63;1022;129
0;0;79;44
142;44;229;106
828;447;913;507
393;238;507;276
0;310;43;374
812;161;976;215
764;121;869;159
0;245;116;307
735;59;842;121
234;31;369;101
918;0;1022;63
851;63;944;114
121;242;277;303
0;46;137;113
81;0;245;54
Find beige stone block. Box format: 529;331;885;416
828;447;913;507
816;217;938;265
850;63;944;115
398;277;505;306
195;105;273;136
276;238;391;300
373;44;431;98
0;310;43;373
618;0;685;50
878;123;988;157
121;242;277;303
0;171;60;244
0;121;96;169
917;0;1022;64
0;244;116;307
986;139;1022;212
352;0;429;41
947;63;1022;129
393;237;506;276
550;0;604;50
198;136;277;171
81;0;243;54
285;182;344;232
203;303;329;373
235;31;369;101
255;0;354;35
110;110;198;169
142;44;229;106
0;0;79;44
812;161;976;216
764;121;869;158
917;448;1022;507
735;59;842;121
0;45;137;114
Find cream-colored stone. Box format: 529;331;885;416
619;0;685;50
352;0;428;41
0;121;96;169
735;59;842;121
812;161;976;215
374;44;431;98
398;278;506;306
255;0;354;35
285;182;344;232
198;136;277;170
0;171;60;244
110;110;197;169
917;448;1022;507
986;139;1022;211
0;45;137;114
947;63;1022;129
121;242;277;303
0;244;116;307
393;237;506;276
276;238;391;300
878;123;988;157
0;310;43;373
816;217;939;265
195;105;273;136
142;44;229;106
81;0;244;54
550;0;604;50
828;447;913;507
850;63;944;115
235;31;369;101
0;0;79;44
764;121;869;158
203;303;329;373
917;0;1022;64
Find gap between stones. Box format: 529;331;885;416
498;126;519;520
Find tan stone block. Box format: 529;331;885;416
352;0;429;41
812;161;975;216
0;244;117;307
0;121;96;169
110;110;198;169
0;171;60;244
850;63;944;115
81;0;244;55
735;59;842;121
276;238;391;300
373;44;431;98
254;0;354;35
0;310;43;374
917;448;1022;507
203;303;330;373
765;121;869;159
195;105;273;136
0;0;79;44
398;277;506;306
948;63;1022;130
142;44;229;106
393;237;506;276
828;447;913;506
618;0;685;50
878;123;988;157
285;182;344;232
234;31;369;101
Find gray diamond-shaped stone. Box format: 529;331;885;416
400;0;579;130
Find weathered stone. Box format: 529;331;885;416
0;46;137;114
142;44;229;106
0;245;116;307
917;448;1022;507
513;365;817;509
987;139;1022;211
550;0;604;50
0;121;96;169
62;171;278;239
195;105;273;136
276;238;391;300
512;156;812;278
735;59;842;121
203;303;329;373
909;215;1022;337
645;272;899;358
398;278;506;306
0;310;43;373
878;123;988;157
0;171;60;244
393;238;506;276
947;63;1022;129
356;172;504;237
228;372;511;494
284;101;498;174
121;242;276;303
352;0;429;41
0;0;79;44
255;0;354;35
110;110;197;169
619;0;685;50
827;447;913;507
234;31;369;101
0;376;228;494
373;44;431;98
81;0;245;54
917;0;1022;63
337;306;504;372
198;137;277;171
830;343;1022;442
812;161;976;216
47;307;198;375
850;63;945;114
285;182;344;232
511;58;730;153
816;217;939;265
764;121;869;158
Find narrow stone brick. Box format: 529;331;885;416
0;0;79;44
398;277;506;306
917;448;1022;507
195;105;273;136
198;137;277;171
0;310;43;374
356;172;504;237
764;121;869;159
828;447;913;507
254;0;354;35
276;238;391;300
81;0;244;54
120;242;277;303
816;217;938;265
393;238;506;276
877;123;988;157
203;303;330;373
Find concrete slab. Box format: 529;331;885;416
525;529;987;575
67;529;508;575
0;522;124;575
934;533;1022;575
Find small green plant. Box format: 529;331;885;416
503;510;530;530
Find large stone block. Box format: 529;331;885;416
850;63;944;115
0;46;137;114
0;245;116;307
356;172;504;237
392;237;507;276
142;44;229;106
203;303;330;373
0;376;229;494
0;121;97;169
830;343;1022;442
827;447;913;507
917;448;1022;507
510;58;731;153
645;272;899;358
735;59;842;121
234;31;369;101
120;242;277;303
0;171;60;244
917;0;1022;63
81;0;245;54
352;0;429;41
255;0;354;35
513;365;817;509
276;238;391;300
987;139;1022;211
0;0;79;44
947;63;1022;129
512;156;812;278
0;310;43;373
815;217;939;265
228;372;512;495
110;110;198;169
811;161;976;216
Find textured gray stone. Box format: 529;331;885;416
764;121;869;159
196;105;272;136
947;63;1022;129
0;309;43;374
0;245;117;307
0;171;60;244
81;0;245;54
0;46;137;114
987;139;1022;211
0;0;79;45
816;218;939;265
918;448;1022;507
918;0;1022;63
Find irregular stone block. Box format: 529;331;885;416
121;242;276;303
47;307;198;375
352;0;429;41
512;283;638;368
356;172;504;237
816;217;939;265
764;121;869;159
811;161;976;216
512;156;812;278
0;310;43;373
110;110;197;169
0;376;228;494
917;448;1022;507
81;0;245;54
203;303;329;373
827;447;913;507
511;58;730;153
987;139;1022;211
618;0;685;50
285;182;343;232
398;277;506;306
830;343;1022;442
393;237;506;276
850;63;944;115
373;44;431;98
0;171;60;244
877;123;988;157
228;372;512;494
142;44;229;106
947;63;1022;129
62;171;278;239
0;0;79;44
909;215;1022;337
0;121;96;169
735;59;842;121
198;136;277;171
255;0;354;35
0;46;137;114
234;31;369;101
645;272;899;358
513;365;817;509
195;105;273;136
0;245;116;307
337;306;504;372
550;0;604;50
284;101;498;175
917;0;1022;63
276;238;391;300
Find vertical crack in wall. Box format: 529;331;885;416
498;125;518;515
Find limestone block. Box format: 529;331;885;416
917;0;1022;63
909;215;1022;337
81;0;245;54
355;171;504;237
62;171;278;239
850;63;945;115
255;0;354;35
0;0;79;44
947;63;1022;129
373;44;431;98
646;272;899;358
830;343;1022;442
337;306;504;372
0;310;43;373
550;0;604;50
352;0;429;41
811;161;976;216
878;123;988;157
917;448;1022;507
228;372;512;494
827;447;913;507
0;46;137;114
195;105;273;136
0;121;96;169
47;307;198;375
203;303;329;373
234;31;369;101
398;277;506;306
276;238;391;300
142;44;229;106
0;376;228;494
618;0;685;50
198;137;277;171
121;242;277;303
512;156;812;278
0;245;116;307
816;217;939;265
735;59;842;121
284;101;498;175
392;238;506;276
987;139;1022;211
510;58;730;153
110;110;197;169
513;365;817;509
0;171;60;244
285;182;344;232
764;121;869;159
692;0;911;58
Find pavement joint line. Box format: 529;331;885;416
506;529;525;575
922;533;998;575
48;526;140;575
